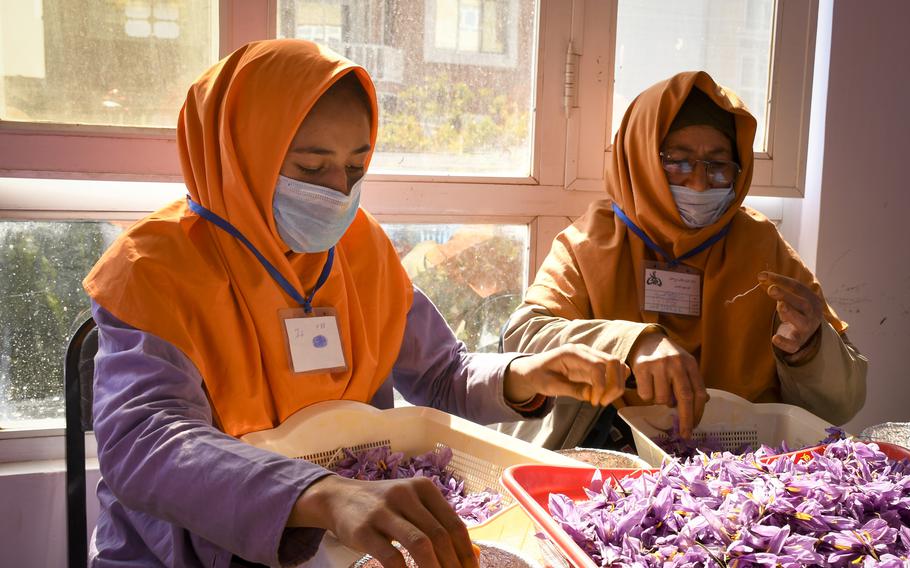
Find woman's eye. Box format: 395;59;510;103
299;166;321;174
346;165;365;172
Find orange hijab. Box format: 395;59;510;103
525;71;846;402
84;40;413;437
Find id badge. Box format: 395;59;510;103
641;260;702;316
278;307;348;374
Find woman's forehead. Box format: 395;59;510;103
661;125;733;155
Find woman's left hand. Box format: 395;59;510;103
759;271;823;361
503;344;629;407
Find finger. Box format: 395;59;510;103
381;516;442;568
398;502;461;568
652;372;672;406
414;480;477;568
772;321;803;353
635;370;655;402
600;361;628;406
685;359;709;428
759;271;807;292
670;370;696;439
365;537;410;568
547;347;616;405
766;284;813;318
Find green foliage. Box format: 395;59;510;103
0;222;113;420
395;226;525;353
378;73;530;155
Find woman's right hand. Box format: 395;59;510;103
289;474;479;568
626;328;708;438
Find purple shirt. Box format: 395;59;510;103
90;288;546;567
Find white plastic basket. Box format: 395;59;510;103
241;401;581;566
618;388;836;467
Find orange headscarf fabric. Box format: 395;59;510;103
525;71;846;402
84;40;413;437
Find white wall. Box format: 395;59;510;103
0;458;100;568
808;0;910;432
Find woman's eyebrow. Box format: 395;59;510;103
662;144;731;157
292;144;372;155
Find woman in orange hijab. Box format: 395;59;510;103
83;40;628;567
497;71;867;450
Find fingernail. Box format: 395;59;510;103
758;272;769;280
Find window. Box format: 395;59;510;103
612;0;774;151
0;1;217;128
427;0;514;61
0;220;123;422
0;1;818;427
384;223;528;352
278;0;536;176
565;0;817;197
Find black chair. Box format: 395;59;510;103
64;317;98;568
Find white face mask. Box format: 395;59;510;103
272;174;362;253
669;184;737;228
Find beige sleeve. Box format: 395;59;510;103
494;302;659;449
502;302;657;362
777;321;868;426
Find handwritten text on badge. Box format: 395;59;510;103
284;316;345;373
643;267;701;316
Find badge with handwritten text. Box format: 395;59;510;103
641;261;702;316
279;307;347;374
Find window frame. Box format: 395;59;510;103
0;0;816;436
564;0;819;198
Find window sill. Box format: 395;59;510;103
0;422;96;464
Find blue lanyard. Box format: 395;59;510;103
611;202;730;267
187;197;333;313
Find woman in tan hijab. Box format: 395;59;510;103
497;71;867;450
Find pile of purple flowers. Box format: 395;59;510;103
549;439;910;567
657;422;849;460
329;445;504;525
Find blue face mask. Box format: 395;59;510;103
273;174;362;253
669;184;736;228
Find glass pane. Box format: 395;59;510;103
613;0;775;151
0;221;122;422
278;0;538;177
0;1;217;128
383;223;528;352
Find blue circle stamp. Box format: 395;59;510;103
312;335;328;348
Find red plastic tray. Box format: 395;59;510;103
501;442;910;568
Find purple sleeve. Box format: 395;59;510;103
392;288;552;424
91;302;329;567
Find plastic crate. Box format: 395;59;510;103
501;442;910;568
618;388;836;466
241;400;581;565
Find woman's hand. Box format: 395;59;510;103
626;328;708;439
504;344;629;408
759;271;824;363
290;475;478;568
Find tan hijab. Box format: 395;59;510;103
84;40;413;437
525;71;846;402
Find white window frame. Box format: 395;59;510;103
564;0;819;198
0;0;814;437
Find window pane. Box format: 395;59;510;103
382;223;528;352
278;0;537;177
0;1;217;128
613;0;775;151
0;221;122;422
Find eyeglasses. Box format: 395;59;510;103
659;152;741;188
